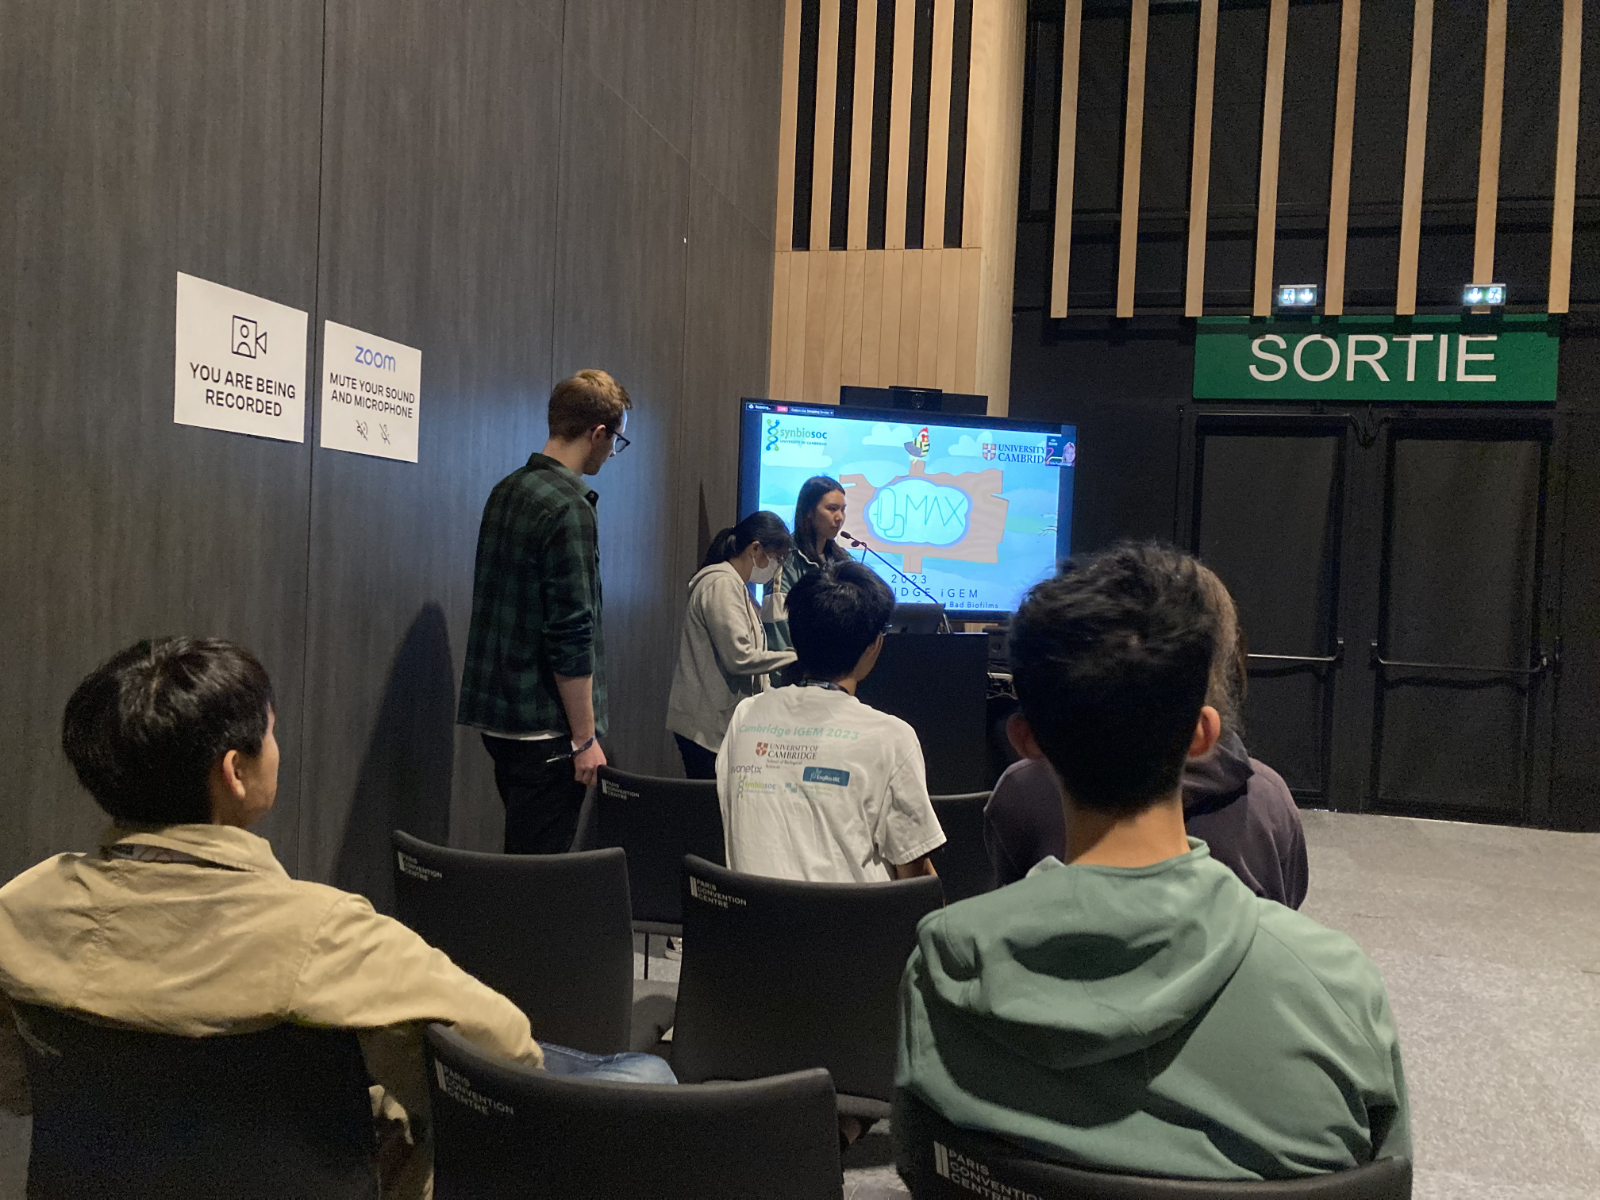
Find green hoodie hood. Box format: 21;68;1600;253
898;836;1412;1180
914;839;1258;1071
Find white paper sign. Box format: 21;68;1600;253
173;272;308;442
319;321;422;463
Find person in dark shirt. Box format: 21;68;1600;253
984;561;1308;907
459;370;632;854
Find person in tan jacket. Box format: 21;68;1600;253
0;637;673;1198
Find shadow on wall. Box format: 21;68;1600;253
334;603;456;913
698;482;712;566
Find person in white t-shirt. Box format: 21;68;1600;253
716;560;945;884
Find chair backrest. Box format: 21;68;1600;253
670;854;943;1106
425;1023;843;1200
570;765;725;930
928;791;996;902
391;831;634;1054
893;1090;1412;1200
12;1000;377;1200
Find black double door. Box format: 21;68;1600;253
1178;408;1558;824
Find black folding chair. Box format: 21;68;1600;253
670;854;943;1121
928;791;996;901
12;1000;378;1200
391;832;633;1054
894;1089;1412;1199
571;765;725;974
425;1023;842;1199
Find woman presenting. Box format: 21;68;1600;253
666;512;798;779
762;476;850;676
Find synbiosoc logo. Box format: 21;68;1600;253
763;420;828;453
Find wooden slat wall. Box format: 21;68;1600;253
1323;0;1361;317
1548;0;1583;314
768;0;804;398
774;0;802;250
973;0;1027;413
1252;0;1290;317
1183;0;1218;318
847;0;878;251
887;0;916;250
776;0;1585;398
1472;0;1507;304
811;0;842;251
768;0;1026;413
1115;0;1150;319
1051;0;1083;319
925;1;956;250
1396;0;1434;317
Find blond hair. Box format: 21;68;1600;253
548;369;631;441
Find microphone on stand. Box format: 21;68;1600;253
839;530;951;634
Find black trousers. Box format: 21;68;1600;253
482;734;587;854
674;734;718;781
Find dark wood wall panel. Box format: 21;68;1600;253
691;1;787;239
298;0;565;901
566;0;699;158
677;175;781;591
0;0;324;883
2;0;783;889
553;53;692;782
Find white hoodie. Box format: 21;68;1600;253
666;562;797;752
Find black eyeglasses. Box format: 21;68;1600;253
608;428;631;456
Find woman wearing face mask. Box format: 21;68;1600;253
666;511;798;779
761;476;851;684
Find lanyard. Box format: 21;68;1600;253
103;843;243;870
800;679;847;693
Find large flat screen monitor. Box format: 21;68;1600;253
737;400;1076;620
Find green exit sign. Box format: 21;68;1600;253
1193;314;1559;402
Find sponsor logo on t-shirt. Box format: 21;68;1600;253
802;766;850;786
757;741;819;764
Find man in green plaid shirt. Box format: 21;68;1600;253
459;370;632;853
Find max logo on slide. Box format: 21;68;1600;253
756;742;768;756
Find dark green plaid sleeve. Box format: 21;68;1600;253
539;496;600;679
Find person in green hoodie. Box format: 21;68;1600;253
896;543;1410;1182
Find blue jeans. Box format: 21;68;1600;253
540;1042;678;1084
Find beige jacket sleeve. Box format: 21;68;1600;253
292;893;542;1149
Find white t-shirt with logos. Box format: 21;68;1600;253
715;684;946;883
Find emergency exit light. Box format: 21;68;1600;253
1463;283;1506;307
1276;284;1319;309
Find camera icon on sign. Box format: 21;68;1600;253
232;316;267;359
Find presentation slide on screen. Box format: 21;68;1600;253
743;405;1075;615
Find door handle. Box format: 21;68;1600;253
1368;641;1549;679
1246;637;1344;670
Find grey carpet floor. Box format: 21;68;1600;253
2;811;1595;1198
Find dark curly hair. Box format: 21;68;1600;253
62;637;274;824
1010;543;1217;815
